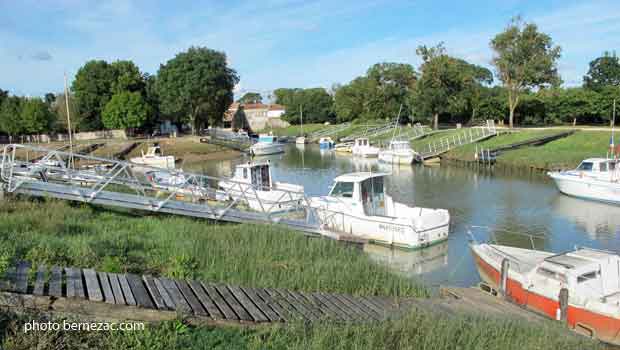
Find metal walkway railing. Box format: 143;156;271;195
418;120;497;160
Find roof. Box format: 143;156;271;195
236;160;270;169
236;103;286;111
582;158;613;163
333;172;390;183
542;248;618;275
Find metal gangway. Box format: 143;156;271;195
340;122;397;143
418;120;497;160
307;123;351;142
0;144;327;236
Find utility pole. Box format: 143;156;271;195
63;72;74;169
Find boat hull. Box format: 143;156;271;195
378;152;414;165
549;172;620;205
250;143;285;156
319;142;334;149
130;156;175;170
471;244;620;344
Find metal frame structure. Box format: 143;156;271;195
419;120;497;160
1;144;325;235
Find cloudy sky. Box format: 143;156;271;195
1;0;619;97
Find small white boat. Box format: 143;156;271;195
334;142;353;153
319;137;335;149
250;134;285;156
130;144;175;170
295;136;307;145
351;138;379;158
471;242;620;345
219;161;304;213
309;172;450;249
145;170;213;198
378;140;417;165
548;158;620;205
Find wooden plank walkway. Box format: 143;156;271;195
0;262;413;325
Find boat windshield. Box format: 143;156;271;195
391;142;409;150
577;162;593;171
330;182;354;198
361;176;385;216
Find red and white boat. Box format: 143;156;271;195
471;242;620;345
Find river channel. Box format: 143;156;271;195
188;144;620;288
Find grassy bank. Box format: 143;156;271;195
263;124;327;137
0;198;603;349
0;308;601;349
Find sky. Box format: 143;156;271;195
1;0;619;98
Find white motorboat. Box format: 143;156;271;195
334;142;353;153
250;134;285;156
309;172;450;249
130;144;175;170
378;140;417;165
319;137;335;149
295;136;307;144
547;158;620;205
144;170;215;198
219;161;304;213
351;138;379;158
471;242;620;345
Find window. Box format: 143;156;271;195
330;182;354;198
577;271;599;283
600;163;608;172
577;162;593;171
610;162;617;171
536;268;567;282
243;168;248;179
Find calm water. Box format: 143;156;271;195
190;144;620;288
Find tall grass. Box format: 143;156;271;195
0;198;423;297
0;309;602;350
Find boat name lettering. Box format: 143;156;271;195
379;224;405;233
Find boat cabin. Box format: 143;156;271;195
388;140;411;151
232;161;273;190
328;172;389;216
258;135;278;144
354;138;370;147
530;248;620;300
144;144;163;157
575;158;617;173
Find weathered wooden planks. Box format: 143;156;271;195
201;282;238;321
159;277;191;314
49;266;63;297
214;284;252;321
108;273;126;305
176;280;207;316
188;280;223;319
143;276;167;310
228;286;268;322
65;267;85;298
83;269;103;302
98;272;115;304
33;265;47;296
117;274;136;306
14;261;31;293
241;287;281;322
126;274;154;309
154;278;175;310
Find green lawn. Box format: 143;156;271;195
261;124;327;137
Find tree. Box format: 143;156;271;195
102;91;151;131
413;44;471;129
584;52;620;91
490;18;562;128
44;93;56;107
110;60;146;94
52;93;80;132
21;98;53;135
156;47;239;134
238;92;262;104
276;88;334;124
365;63;417;121
594;85;620;127
232;106;249;131
72;60;116;130
0;96;24;139
333;77;373;122
0;89;7;106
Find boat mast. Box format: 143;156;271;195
63;72;74;169
390;104;403;142
300;104;304;136
613;99;616;159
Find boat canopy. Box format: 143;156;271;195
355;138;370;146
536;248;620;298
258;135;278;143
576;158;617;172
233;161;272;190
329;172;389;216
389;140;411;150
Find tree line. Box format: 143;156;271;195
1;18;619;139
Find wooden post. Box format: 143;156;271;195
500;258;509;299
559;288;569;324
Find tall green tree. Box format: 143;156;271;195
0;96;24;139
102;91;151;131
21;98;54;135
156;47;239;134
51;93;79;133
276;88;334;124
44;93;56;107
584;52;620;91
0;89;7;106
490;18;562;128
333;77;373;122
595;85;620;127
413;44;472;129
110;60;146;94
365;62;417;121
237;92;263;104
72;60;116;130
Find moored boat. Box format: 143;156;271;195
471;242;620;345
351;138;379;158
130;143;175;170
319;137;335;149
309;172;450;249
250;134;285;156
219;161;304;213
548;158;620;205
378;140;417;165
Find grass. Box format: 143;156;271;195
0;308;602;350
497;130;615;170
262;124;327;137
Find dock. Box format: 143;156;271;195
0;262;561;328
418;120;498;160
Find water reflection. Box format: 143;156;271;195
364;241;448;277
192;144;620;287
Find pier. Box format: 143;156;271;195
418;120;497;160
